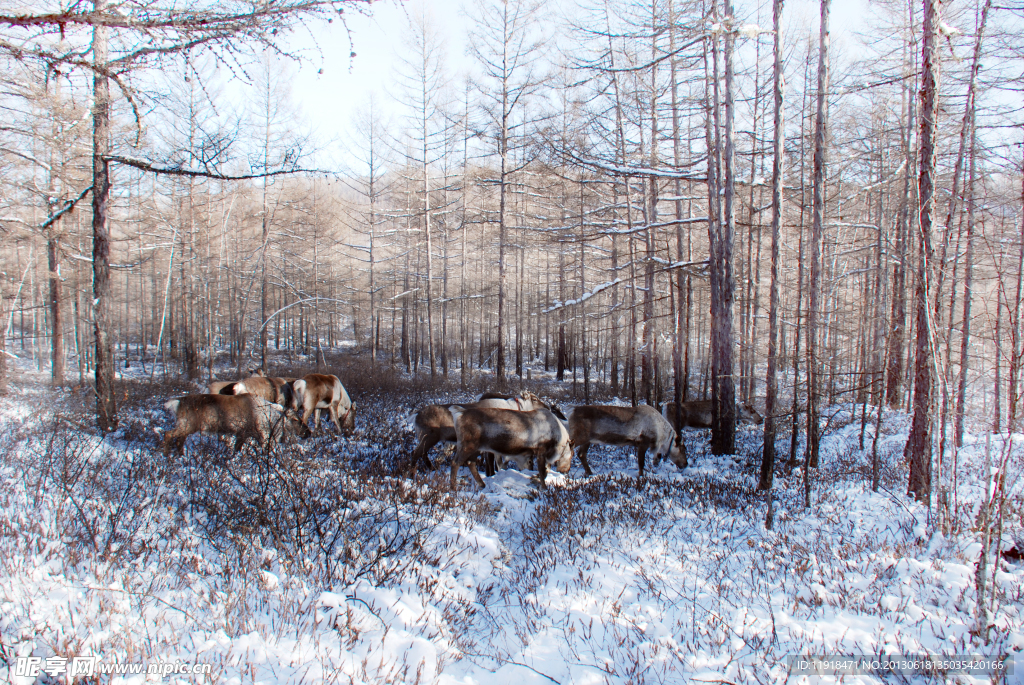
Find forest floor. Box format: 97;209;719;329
1;352;1023;684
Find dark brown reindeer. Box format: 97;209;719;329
448;406;572;490
660;400;763;431
162;394;310;456
291;373;355;435
568;404;687;476
408;391;560;475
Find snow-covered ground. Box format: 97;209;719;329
1;360;1023;684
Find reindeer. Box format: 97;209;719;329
567;404;687;476
408;391;561;475
208;380;236;395
208;367;269;396
291;373;355;435
660;400;763;431
448;406;572;490
162;394;310;456
227;376;297;409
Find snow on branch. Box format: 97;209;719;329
605;217;710;235
543;279;621;313
40;185;93;231
0;184;93;233
555;144;706;180
106;155;329;181
0;3;367;32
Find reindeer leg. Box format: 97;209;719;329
537;448;548;490
485;453;495;477
467;458;485;489
637;445;647;478
577;443;594;476
411;434;439;475
329;404;343;433
163;432;184;457
451;446;468;489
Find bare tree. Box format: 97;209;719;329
904;0;940;504
759;0;785;501
807;0;830;473
468;0;547;383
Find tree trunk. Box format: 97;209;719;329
496;65;510;383
759;0;785;495
706;6;735;456
905;0;940;505
424;137;436;377
92;0;117;431
789;55;811;468
807;0;830;470
955;117;976;448
887;0;917;409
47;234;63;386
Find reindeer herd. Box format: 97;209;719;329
160;369;763;490
161;369;354;456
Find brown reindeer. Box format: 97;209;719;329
291;373;355;435
660;400;763;431
448;406;572;490
208;380;237;394
409;404;459;474
408;391;561;475
231;376;296;408
162;394;310;456
568;404;687;476
208;367;269;396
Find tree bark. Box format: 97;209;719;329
92;0;117;431
807;0;830;470
904;0;940;505
955;116;976;447
887;0;917;409
47;235;63;385
759;0;785;494
707;2;736;455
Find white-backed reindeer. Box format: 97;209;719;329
291;373;355;435
448;406;572;490
567;404;687;476
408;390;561;475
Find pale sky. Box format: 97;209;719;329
278;0;870;167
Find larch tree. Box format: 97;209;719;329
759;0;785;501
393;4;452;377
904;0;940;505
468;0;547;384
807;0;830;472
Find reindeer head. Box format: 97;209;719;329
341;402;356;435
520;391;549;410
266;401;312;443
739;402;763;425
666;434;688;469
288;413;313;441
